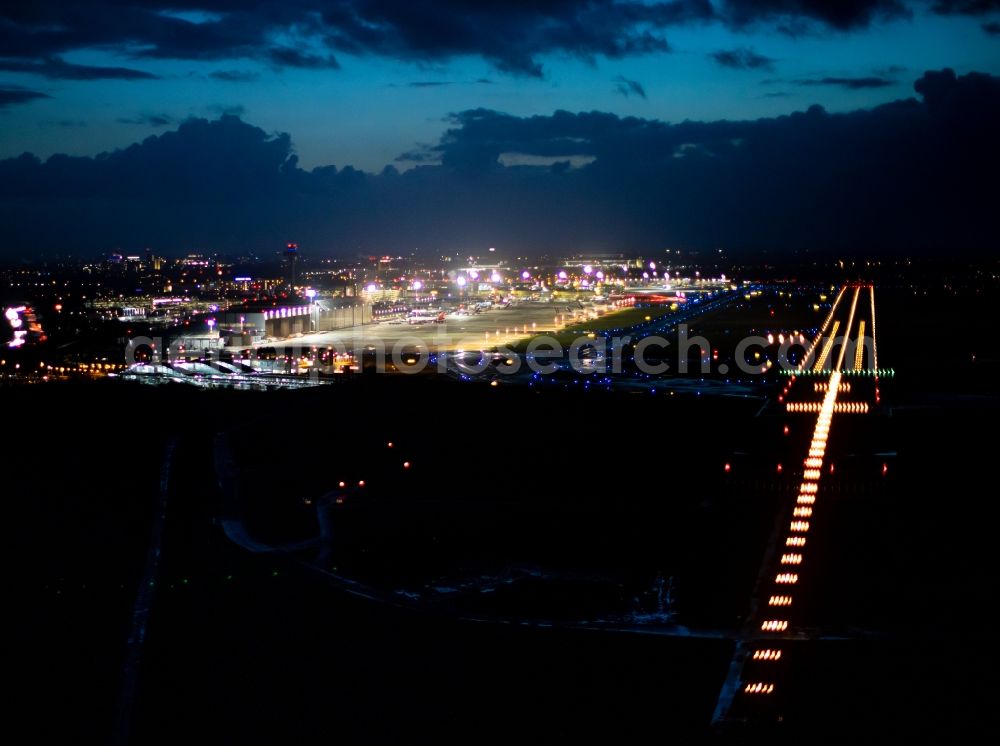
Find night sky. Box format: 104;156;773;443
1;1;998;257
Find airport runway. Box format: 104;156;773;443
254;300;609;353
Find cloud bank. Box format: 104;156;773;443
0;69;997;258
0;1;965;80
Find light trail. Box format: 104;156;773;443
817;286;847;338
814;381;850;392
753;649;782;661
813;320;840;371
799;286;847;371
854;320;866;370
786;402;869;413
833;287;860;372
870;286;878;372
742;367;842;715
870;285;880;403
715;283;885;727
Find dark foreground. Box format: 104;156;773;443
7;285;999;743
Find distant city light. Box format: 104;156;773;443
366;283;378;292
412;280;423;291
558;270;568;280
583;264;593;274
456;275;467;287
490;271;501;283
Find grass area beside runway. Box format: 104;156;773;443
500;304;678;353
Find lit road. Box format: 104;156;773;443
712;282;885;727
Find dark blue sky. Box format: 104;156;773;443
1;1;998;257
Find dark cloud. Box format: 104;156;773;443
390;79;495;88
931;1;1000;14
0;56;157;80
266;48;340;69
982;20;1000;33
0;85;50;108
117;113;173;126
613;75;647;98
718;1;910;30
209;69;260;82
710;47;776;70
0;2;944;79
1;69;997;257
794;75;898;88
0;1;711;79
314;0;715;76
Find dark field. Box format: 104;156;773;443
6;280;999;743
